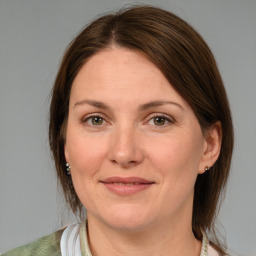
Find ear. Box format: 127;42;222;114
198;121;222;174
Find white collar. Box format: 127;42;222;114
60;223;82;256
61;222;219;256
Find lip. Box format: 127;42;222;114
100;176;155;196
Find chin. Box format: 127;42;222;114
97;205;156;232
106;218;152;232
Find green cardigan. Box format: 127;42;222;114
1;230;63;256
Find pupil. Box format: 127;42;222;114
92;117;103;125
154;117;165;125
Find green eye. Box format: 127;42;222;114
153;116;167;126
91;116;104;125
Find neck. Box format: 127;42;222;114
86;215;201;256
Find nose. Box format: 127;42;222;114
108;125;144;168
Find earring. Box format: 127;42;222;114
204;166;210;172
66;162;71;176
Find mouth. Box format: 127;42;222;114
100;176;155;196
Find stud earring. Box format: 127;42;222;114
66;162;71;176
204;166;210;172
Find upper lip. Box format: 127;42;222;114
101;176;155;184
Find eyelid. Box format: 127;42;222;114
81;113;109;125
143;114;176;129
81;112;175;126
146;113;175;123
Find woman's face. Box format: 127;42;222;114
65;47;211;231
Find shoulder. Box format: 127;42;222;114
1;229;63;256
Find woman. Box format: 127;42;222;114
2;5;233;256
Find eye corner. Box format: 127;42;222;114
145;113;175;127
81;113;110;128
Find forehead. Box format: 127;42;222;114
73;47;164;85
70;47;186;105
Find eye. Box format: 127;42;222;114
84;115;106;126
148;115;172;126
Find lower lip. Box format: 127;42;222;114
102;182;154;196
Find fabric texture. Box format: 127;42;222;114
60;224;82;256
1;223;220;256
80;222;92;256
63;222;220;256
1;230;63;256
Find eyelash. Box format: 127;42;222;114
81;113;174;127
146;114;174;127
82;114;174;126
82;114;107;126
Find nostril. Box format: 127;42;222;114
110;158;139;168
108;133;144;167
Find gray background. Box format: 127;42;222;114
0;0;255;255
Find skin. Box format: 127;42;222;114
64;47;221;256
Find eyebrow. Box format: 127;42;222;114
138;100;184;111
74;99;109;109
74;99;183;111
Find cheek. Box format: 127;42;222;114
146;132;203;211
65;131;109;207
65;129;108;177
146;131;204;181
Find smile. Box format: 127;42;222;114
100;177;155;196
109;182;141;185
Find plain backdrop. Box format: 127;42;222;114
0;0;255;255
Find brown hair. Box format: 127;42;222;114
49;5;233;255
